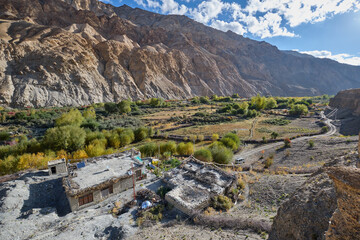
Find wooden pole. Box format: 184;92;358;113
131;163;136;201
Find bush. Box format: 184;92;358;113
55;109;84;127
43;125;86;152
289;104;308;116
221;137;238;151
321;126;329;133
177;142;194;155
104;102;118;113
284;138;291;148
118;100;132;114
308;140;314;148
270;132;279;139
222;132;240;148
194;148;212;162
160;141;177;156
135;127;149;142
83;107;96;119
211;134;219;142
211;145;233;164
0;131;10;141
139;142;158;157
264;154;274;168
212;195;234;211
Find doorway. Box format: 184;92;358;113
51;166;56;174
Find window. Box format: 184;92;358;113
109;185;113;194
78;193;93;206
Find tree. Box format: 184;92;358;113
289;104;309;116
72;150;88;159
223;132;241;148
43;125;86;152
250;94;266;110
0;131;10;141
221;137;237;151
211;134;219;142
284;138;292;148
139;142;158;157
85;140;106;157
118;100;131;114
194;148;212;162
81;119;100;131
134;127;149;142
199;96;210;104
265;97;278;109
271;132;279;139
15;112;27;120
150;98;164;107
190;135;197;144
211;145;233;164
55;109;84;127
104;102;118;113
83;107;96;119
308;140;315;148
160;141;177;155
177;142;194;155
197;135;204;142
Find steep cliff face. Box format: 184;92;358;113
1;0;360;107
326;167;360;240
329;89;360;116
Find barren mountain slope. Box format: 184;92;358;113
1;0;360;107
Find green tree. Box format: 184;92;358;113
221;137;238;151
118;100;131;114
134;127;149;142
150;98;164;107
83;107;96;119
55;109;84;127
139;142;158;157
160;141;177;155
15;112;27;120
210;145;233;164
43;125;86;152
223;132;240;148
199;96;210;104
289;104;309;116
250;94;266;110
0;131;10;141
211;134;219;142
265;97;278;109
177;142;194;155
194;148;212;162
104;102;118;113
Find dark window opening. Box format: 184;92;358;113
51;166;56;174
78;193;93;206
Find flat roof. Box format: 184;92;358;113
71;155;139;190
48;159;66;166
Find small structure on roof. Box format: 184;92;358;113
48;159;67;175
63;151;146;212
163;156;237;215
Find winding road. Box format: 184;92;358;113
233;111;337;164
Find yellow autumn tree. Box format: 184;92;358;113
72;150;88;160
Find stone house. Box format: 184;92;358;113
48;159;67;175
63;152;146;212
163;157;237;215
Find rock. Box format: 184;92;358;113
0;0;360;107
329;89;360;116
325;167;360;240
268;170;337;240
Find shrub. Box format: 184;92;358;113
212;195;234;211
157;186;171;199
160;141;177;156
221;137;237;151
139;142;158;157
194;148;212;162
55;109;84;127
264;154;274;168
104;102;118;113
43;125;86;152
211;145;233;164
0;131;10;141
289;104;308;116
308;140;314;148
284;138;291;148
265;97;278;109
177;142;194;155
321;126;329;133
211;134;219;142
270;132;279;139
118;100;132;114
83;106;96;119
198;135;204;142
134;127;149;142
222;132;240;147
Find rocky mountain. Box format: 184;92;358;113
1;0;360;107
330;89;360;116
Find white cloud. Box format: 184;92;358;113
300;50;360;66
116;0;360;39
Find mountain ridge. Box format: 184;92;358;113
0;0;360;107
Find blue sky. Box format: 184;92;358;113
100;0;360;66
